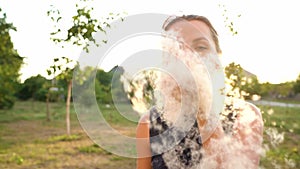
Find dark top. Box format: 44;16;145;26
148;99;239;169
149;107;203;169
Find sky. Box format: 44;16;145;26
1;0;300;84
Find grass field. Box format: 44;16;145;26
0;101;299;168
0;101;136;169
258;105;300;169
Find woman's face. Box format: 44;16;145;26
165;20;223;139
167;20;217;56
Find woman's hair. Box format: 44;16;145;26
163;15;222;54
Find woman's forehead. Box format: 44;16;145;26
167;20;212;43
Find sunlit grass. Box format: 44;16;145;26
99;103;139;127
78;143;112;154
0;101;136;169
0;100;299;168
259;105;300;168
47;134;82;142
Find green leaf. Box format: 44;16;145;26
57;16;62;22
47;70;51;75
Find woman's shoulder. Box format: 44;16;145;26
137;107;159;124
136;110;152;140
241;100;263;123
225;99;262;121
139;113;150;124
244;100;264;131
244;101;262;117
235;99;264;136
136;107;163;137
222;98;264;136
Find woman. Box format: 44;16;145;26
136;15;263;169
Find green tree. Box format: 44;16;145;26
94;66;130;104
17;75;49;101
293;73;300;94
242;76;261;97
95;80;111;104
225;62;261;99
47;0;125;134
260;81;295;99
109;66;129;104
47;0;125;93
95;68;113;104
260;82;273;97
47;0;125;52
44;81;62;121
225;62;245;91
47;57;75;135
275;82;294;98
96;69;112;87
0;8;23;109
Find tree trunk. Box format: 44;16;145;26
46;93;51;121
31;97;35;111
66;80;72;136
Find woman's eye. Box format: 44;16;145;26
194;46;207;51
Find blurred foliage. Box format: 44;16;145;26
0;7;23;109
95;66;129;104
259;81;295;99
121;70;158;113
47;57;76;135
293;73;300;94
225;62;261;99
15;65;129;105
17;75;50;101
225;62;245;90
96;69;113;87
46;0;126;134
219;4;240;36
47;0;125;52
225;62;298;100
46;56;76;103
47;57;75;82
95;80;112;104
